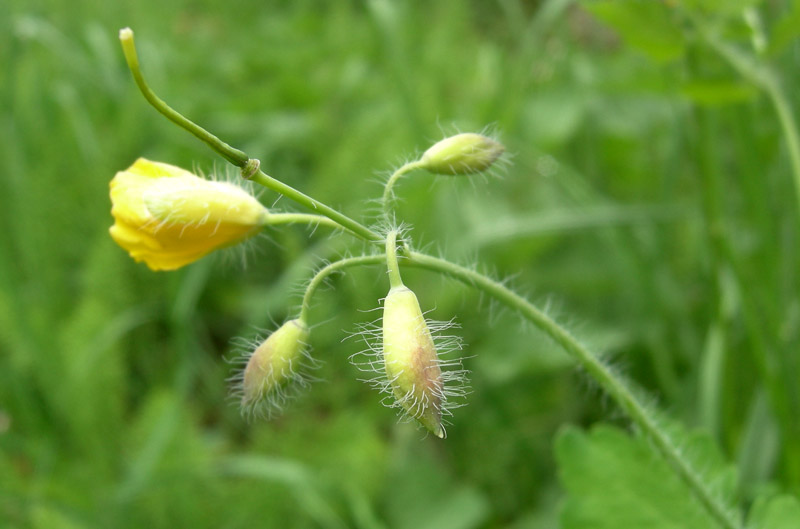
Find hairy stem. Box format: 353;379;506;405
296;248;743;529
382;160;425;219
299;255;385;322
385;230;404;288
402;250;743;529
121;26;741;527
249;169;381;243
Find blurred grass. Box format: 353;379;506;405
1;0;799;527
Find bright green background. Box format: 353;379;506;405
1;0;799;527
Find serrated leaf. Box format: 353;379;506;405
556;424;735;529
581;0;685;62
748;494;800;529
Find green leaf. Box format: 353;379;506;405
556;424;735;529
748;494;800;529
581;0;685;62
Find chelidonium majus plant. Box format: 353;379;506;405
110;27;747;528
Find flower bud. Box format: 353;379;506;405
240;318;310;416
419;133;505;175
109;158;269;271
383;286;445;437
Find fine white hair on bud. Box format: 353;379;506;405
228;318;317;419
418;132;505;176
349;289;470;438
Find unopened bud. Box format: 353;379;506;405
383;286;445;437
419;133;505;175
240;318;310;416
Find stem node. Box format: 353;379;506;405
241;158;261;180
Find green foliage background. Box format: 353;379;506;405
1;0;799;527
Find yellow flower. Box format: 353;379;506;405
109;158;269;271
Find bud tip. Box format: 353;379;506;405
419;132;505;176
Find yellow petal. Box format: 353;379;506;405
109;158;269;270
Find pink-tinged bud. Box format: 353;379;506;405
238;318;310;417
382;286;446;437
419;133;505;175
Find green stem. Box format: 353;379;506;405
293;244;741;527
249;169;381;243
385;230;404;288
267;213;342;230
401;250;743;529
299;255;385;322
382;160;425;219
119;27;382;244
118;28;248;167
121;27;740;525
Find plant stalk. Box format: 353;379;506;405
382;160;425;219
299;255;385;322
297;249;744;529
403;250;743;529
121;26;743;528
119;27;381;244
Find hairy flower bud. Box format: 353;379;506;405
109;158;269;271
240;318;310;416
383;286;446;437
419;132;505;175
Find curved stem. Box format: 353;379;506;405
401;250;743;529
119;28;248;167
120;28;739;526
382;160;425;219
385;230;404;288
296;248;742;529
299;255;385;322
119;28;382;244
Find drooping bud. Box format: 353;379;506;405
382;286;446;437
418;132;505;175
109;158;269;271
239;318;310;417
